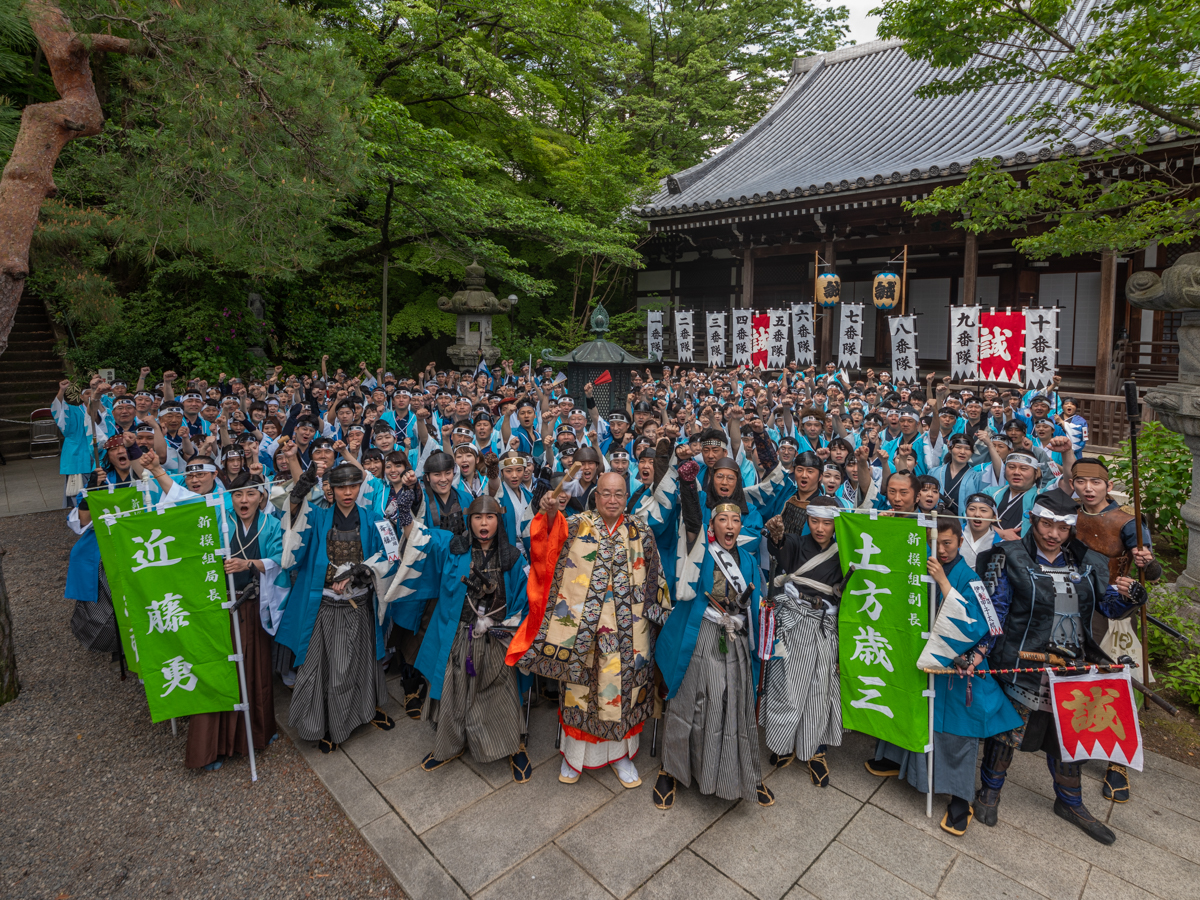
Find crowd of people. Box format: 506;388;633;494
57;353;1156;844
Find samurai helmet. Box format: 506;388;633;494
328;464;364;487
466;495;504;518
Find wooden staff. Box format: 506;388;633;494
549;462;582;503
1123;379;1152;685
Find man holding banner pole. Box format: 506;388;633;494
187;473;286;772
874;517;1022;835
973;491;1146;845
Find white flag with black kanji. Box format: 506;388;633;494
646;310;664;361
675;311;694;363
950;307;979;381
889;316;919;384
706;311;726;366
731;310;752;367
1024;307;1057;390
791;303;814;366
768;309;789;369
839;304;864;369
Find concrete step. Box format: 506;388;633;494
6;322;54;335
4;352;60;363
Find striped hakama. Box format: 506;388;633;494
662;618;761;802
762;595;842;759
70;561;120;655
289;592;388;744
425;626;521;763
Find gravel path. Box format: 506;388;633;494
0;511;402;900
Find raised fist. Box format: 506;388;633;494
678;459;700;484
766;515;784;543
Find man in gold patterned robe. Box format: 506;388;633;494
508;472;670;787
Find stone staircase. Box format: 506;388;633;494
0;294;65;461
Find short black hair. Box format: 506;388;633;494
937;517;963;538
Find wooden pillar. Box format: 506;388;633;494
819;240;835;363
742;251;755;310
1096;249;1117;395
963;231;978;305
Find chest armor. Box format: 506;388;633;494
325;525;363;586
1075;507;1133;582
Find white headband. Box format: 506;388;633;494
801;416;820;424
807;505;840;519
1030;503;1077;525
500;456;528;469
1006;453;1039;469
185;463;218;474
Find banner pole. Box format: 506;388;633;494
218;509;258;783
926;511;935;818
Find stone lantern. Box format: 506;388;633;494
438;261;512;371
1127;252;1200;586
544;304;654;417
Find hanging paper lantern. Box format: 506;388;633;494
873;271;901;310
816;272;841;307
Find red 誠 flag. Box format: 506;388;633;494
978;311;1025;384
1048;668;1143;770
752;313;770;368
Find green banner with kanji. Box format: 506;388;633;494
86;483;151;676
836;513;930;753
96;499;241;722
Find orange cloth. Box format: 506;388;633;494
506;510;569;665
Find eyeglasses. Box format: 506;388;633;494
596;490;626;500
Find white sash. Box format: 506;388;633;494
709;542;747;595
773;541;839;593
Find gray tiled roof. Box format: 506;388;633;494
640;16;1179;218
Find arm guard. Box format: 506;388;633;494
291;463;320;506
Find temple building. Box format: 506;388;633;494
632;36;1195;401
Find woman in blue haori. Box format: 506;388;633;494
383;495;532;782
653;469;771;810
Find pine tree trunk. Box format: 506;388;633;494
0;1;136;704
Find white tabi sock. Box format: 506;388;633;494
561;758;579;780
612;757;639;784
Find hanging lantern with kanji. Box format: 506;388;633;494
873;271;901;310
816;272;841;307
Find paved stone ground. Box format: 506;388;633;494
278;682;1200;900
0;456;62;516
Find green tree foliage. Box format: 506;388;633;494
17;0;849;377
621;0;849;172
875;0;1200;257
1104;420;1192;560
